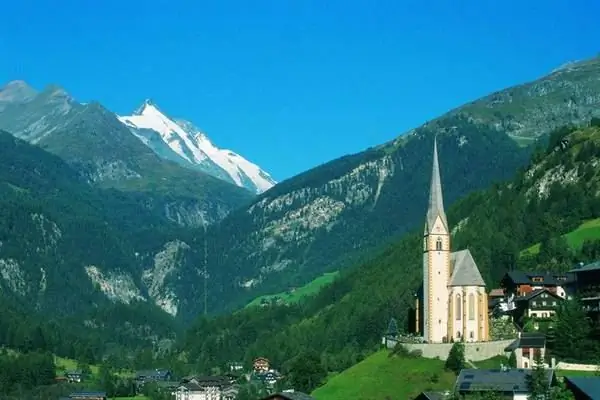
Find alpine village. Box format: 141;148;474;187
6;8;600;400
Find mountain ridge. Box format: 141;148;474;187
0;83;253;227
118;100;276;194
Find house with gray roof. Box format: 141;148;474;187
454;368;555;400
564;376;600;400
504;332;548;369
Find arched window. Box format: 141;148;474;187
468;293;475;320
455;294;461;320
436;237;443;251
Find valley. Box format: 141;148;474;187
1;56;600;400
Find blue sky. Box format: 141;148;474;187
0;0;598;181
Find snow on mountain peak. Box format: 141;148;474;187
117;101;276;194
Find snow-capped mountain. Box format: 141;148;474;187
118;100;276;194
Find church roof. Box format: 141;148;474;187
425;138;448;232
449;249;486;287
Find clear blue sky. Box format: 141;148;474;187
0;0;598;181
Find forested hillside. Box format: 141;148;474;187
0;130;203;357
176;120;600;392
179;57;600;315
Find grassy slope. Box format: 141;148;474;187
311;350;456;400
246;272;340;307
521;218;600;256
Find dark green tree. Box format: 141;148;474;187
445;342;465;374
527;349;549;399
285;350;327;393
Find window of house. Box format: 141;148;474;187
542;301;547;306
553;301;557;306
468;293;475;320
456;294;461;320
436;238;443;251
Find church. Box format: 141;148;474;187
413;139;490;343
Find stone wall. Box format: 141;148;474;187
384;338;514;361
555;361;600;372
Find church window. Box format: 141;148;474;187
470;331;474;339
436;238;443;251
455;295;461;320
468;293;475;320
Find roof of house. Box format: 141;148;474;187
69;392;107;398
421;392;447;400
564;376;600;399
570;260;600;273
503;270;573;286
505;332;546;351
261;391;315;400
135;369;171;378
449;249;486;287
515;288;563;302
65;370;82;375
489;288;505;297
455;368;553;393
178;382;204;392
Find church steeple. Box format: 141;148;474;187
426;137;448;232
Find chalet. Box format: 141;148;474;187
513;289;564;323
504;332;547;369
175;377;237;400
227;361;244;372
260;391;315;400
182;375;230;388
135;368;173;385
65;370;83;383
569;261;600;318
69;392;107;400
500;271;572;299
253;357;270;373
454;368;555;399
255;370;281;386
564;376;600;400
488;288;506;311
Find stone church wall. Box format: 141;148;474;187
384;338;514;361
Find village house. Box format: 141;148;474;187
500;271;572;299
504;332;548;369
454;368;555;399
488;288;506;313
564;376;600;400
227;361;244;372
65;370;83;383
513;288;564;323
176;375;236;400
253;357;270;373
569;261;600;320
135;368;173;383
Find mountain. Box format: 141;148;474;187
0;82;253;227
0;128;214;335
118;100;276;194
190;56;600;313
179;121;600;383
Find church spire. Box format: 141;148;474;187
426;137;448;231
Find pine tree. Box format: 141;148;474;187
526;349;549;399
445;342;465;374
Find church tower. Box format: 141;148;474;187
422;138;452;343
